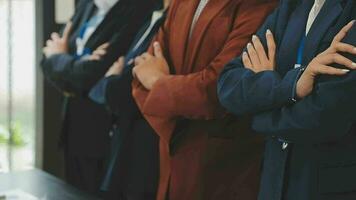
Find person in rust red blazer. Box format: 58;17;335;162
131;0;278;199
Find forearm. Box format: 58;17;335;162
217;5;303;116
89;72;140;117
251;24;356;143
141;72;223;119
252;69;356;143
41;54;77;93
218;59;303;116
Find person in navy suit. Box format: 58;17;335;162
218;0;356;199
88;0;169;199
41;0;156;195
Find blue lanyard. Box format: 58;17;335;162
78;22;89;39
296;35;306;66
75;22;92;58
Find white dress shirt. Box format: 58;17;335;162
306;0;326;35
76;1;119;56
189;0;210;38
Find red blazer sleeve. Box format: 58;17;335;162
133;1;277;120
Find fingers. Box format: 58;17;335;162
247;43;261;67
51;32;60;41
89;48;107;61
93;49;107;57
62;21;73;41
89;43;110;61
117;56;125;67
316;64;350;76
153;42;163;58
334;42;356;55
46;39;53;47
252;35;269;64
266;29;276;61
98;42;110;50
116;57;125;74
42;47;48;54
141;52;152;60
323;53;356;69
88;55;101;61
132;66;139;79
242;51;253;69
134;56;144;66
333;20;355;43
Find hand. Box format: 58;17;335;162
296;20;356;99
43;22;72;58
242;29;276;73
86;43;110;61
132;42;170;90
105;56;125;77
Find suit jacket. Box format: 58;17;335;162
131;0;278;199
218;0;356;199
89;11;167;196
41;0;156;157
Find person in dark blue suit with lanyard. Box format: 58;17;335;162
41;0;156;195
88;0;169;199
218;0;356;199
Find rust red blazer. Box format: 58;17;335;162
132;0;278;199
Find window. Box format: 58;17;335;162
0;0;36;172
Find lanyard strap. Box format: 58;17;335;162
296;35;306;67
78;22;89;39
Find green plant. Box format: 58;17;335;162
0;134;7;144
9;122;26;147
0;123;27;147
0;125;7;144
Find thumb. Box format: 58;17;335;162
98;42;110;50
153;41;163;58
62;21;73;41
117;56;125;66
117;56;125;73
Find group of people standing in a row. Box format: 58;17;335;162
41;0;356;199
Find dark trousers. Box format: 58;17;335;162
64;151;106;196
103;118;159;200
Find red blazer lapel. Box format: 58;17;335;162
170;0;199;74
185;0;232;71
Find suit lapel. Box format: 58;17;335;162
276;0;313;75
85;1;125;48
274;0;300;45
185;0;231;72
172;0;200;74
81;2;96;27
303;0;343;64
69;1;95;53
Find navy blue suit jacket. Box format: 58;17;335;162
88;11;166;196
218;0;356;199
89;12;167;117
40;0;156;157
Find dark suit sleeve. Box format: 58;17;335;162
252;24;356;143
218;6;304;117
89;69;140;117
42;26;133;96
42;2;154;96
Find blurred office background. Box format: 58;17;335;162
0;0;76;178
